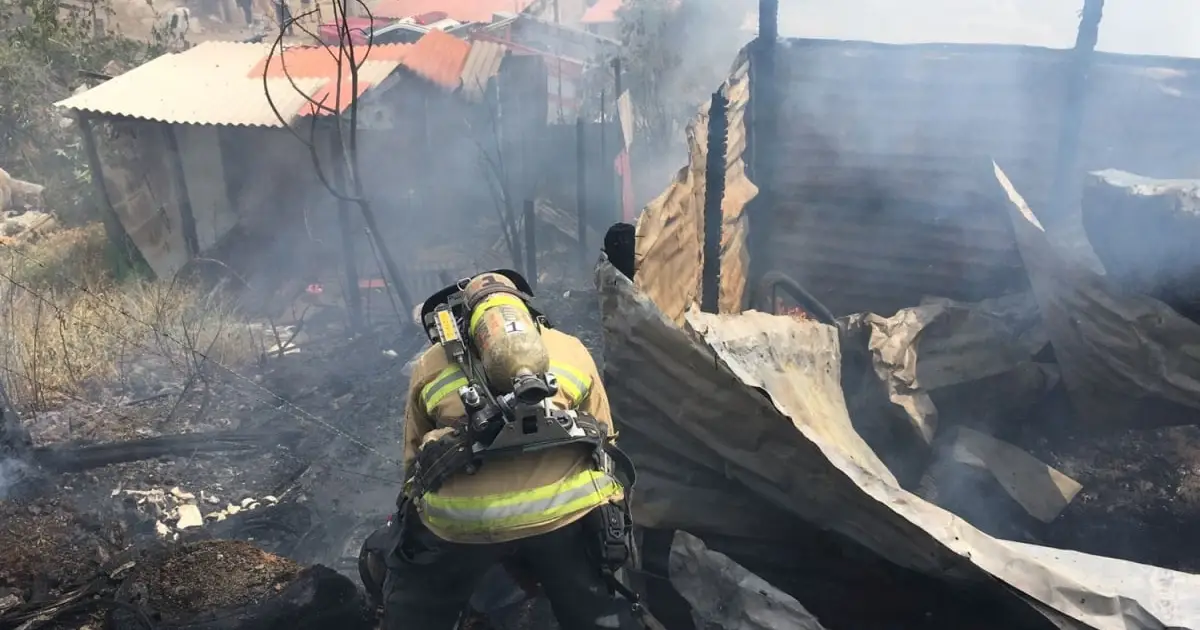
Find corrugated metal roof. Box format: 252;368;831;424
371;0;533;22
55;41;328;127
56;37;473;124
302;60;405;115
402;29;471;88
460;39;506;99
249;43;410;114
761;42;1049;316
251;42;410;79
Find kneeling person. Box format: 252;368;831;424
381;270;639;630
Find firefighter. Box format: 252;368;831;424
379;270;640;630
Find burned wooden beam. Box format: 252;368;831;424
33;430;302;473
524;199;537;290
576;116;589;275
329;133;364;333
701;90;729;314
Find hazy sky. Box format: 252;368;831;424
773;0;1200;58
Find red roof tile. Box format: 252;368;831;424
248;44;412;115
371;0;534;22
402;30;471;88
581;0;677;24
245;32;467;117
306;77;374;116
581;0;622;24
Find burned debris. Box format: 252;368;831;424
8;0;1200;628
596;10;1200;627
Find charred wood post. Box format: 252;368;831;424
1050;0;1105;218
746;0;779;294
576;116;588;275
164;125;201;257
329;132;364;333
353;188;414;322
600;89;609;225
524;199;537;290
76;113;142;269
612;57;624;224
0;380;30;460
701;91;729;314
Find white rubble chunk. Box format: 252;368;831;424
176;504;204;529
0;593;23;613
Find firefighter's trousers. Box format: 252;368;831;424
381;502;640;630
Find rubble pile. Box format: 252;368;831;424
113;486;281;539
603;157;1200;630
0;496;127;611
0;272;604;629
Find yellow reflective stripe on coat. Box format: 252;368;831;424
469;293;529;335
419;469;621;535
549;361;592;405
421;366;468;412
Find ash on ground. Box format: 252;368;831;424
0;281;606;623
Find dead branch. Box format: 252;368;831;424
261;0;413;325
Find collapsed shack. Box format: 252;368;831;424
603;30;1200;630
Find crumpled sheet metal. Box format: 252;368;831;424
669;531;827;630
861;292;1051;444
632;51;756;323
947;426;1082;524
598;260;1200;630
996;162;1200;429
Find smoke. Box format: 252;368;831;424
683;0;1200;564
0;455;29;500
774;0;1200;57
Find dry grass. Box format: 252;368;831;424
0;224;264;410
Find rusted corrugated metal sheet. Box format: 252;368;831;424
761;41;1050;317
760;39;1200;317
460;40;507;99
402;29;471;89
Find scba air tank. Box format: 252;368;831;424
462;273;550;393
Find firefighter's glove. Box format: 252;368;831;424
409;427;470;496
420;426;458;449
